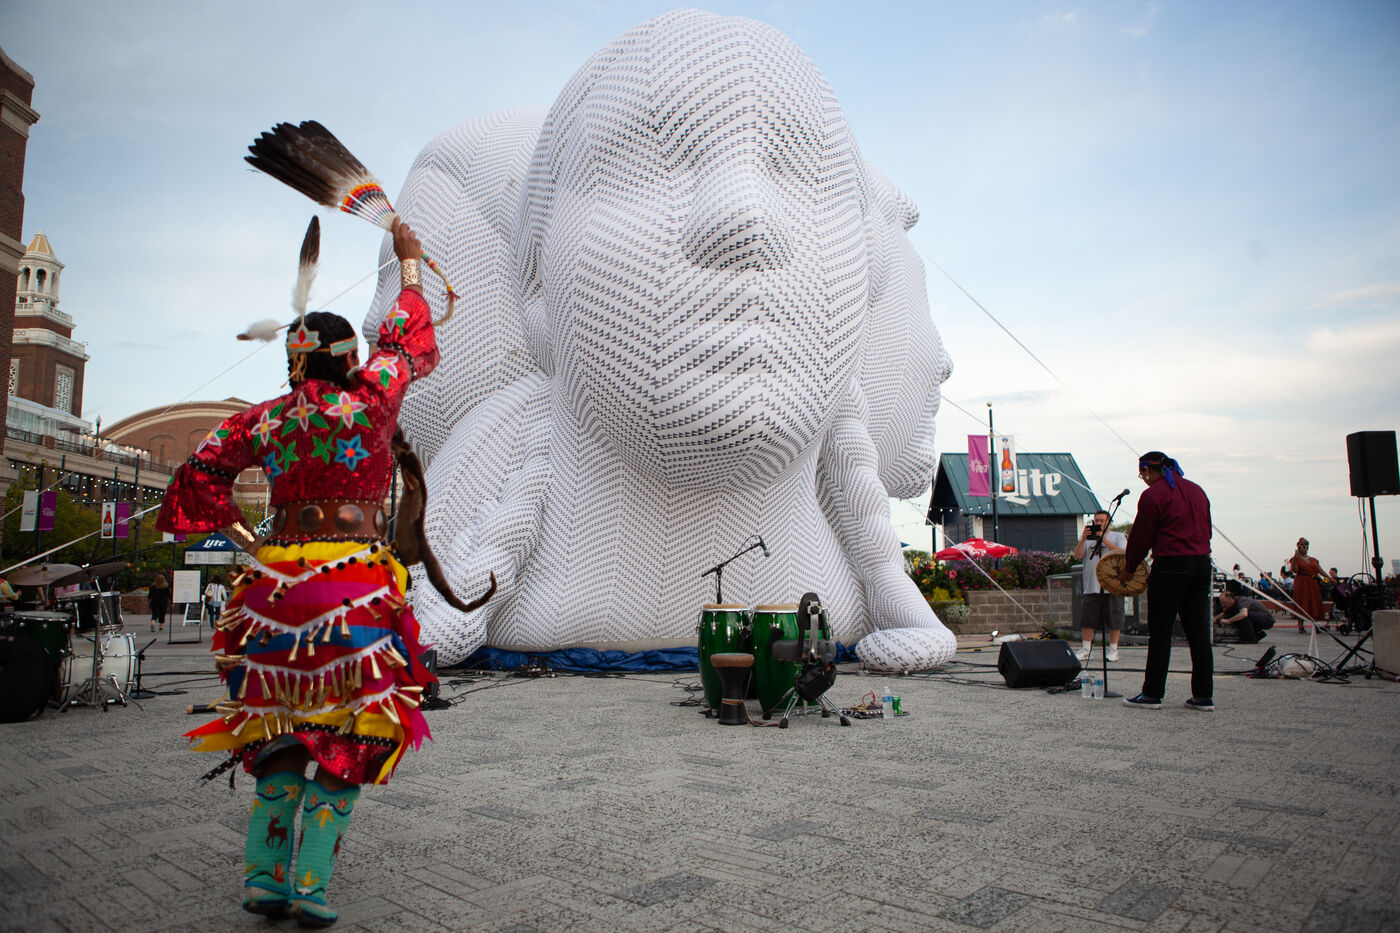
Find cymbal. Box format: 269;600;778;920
50;561;130;588
6;563;82;586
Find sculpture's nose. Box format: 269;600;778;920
681;170;795;272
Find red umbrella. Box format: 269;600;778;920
935;537;1018;561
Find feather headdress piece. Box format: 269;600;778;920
246;120;457;323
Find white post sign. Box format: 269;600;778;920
101;502;116;539
171;570;201;606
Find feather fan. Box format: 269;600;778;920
246;121;456;322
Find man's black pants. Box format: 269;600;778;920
1142;554;1214;700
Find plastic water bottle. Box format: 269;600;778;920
881;685;894;720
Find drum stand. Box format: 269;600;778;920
770;593;850;728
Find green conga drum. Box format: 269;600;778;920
697;604;751;710
751;604;808;715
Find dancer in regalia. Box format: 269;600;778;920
158;217;439;927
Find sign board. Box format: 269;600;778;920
171;570;202;605
115;502;131;539
162;531;188;543
101;502;116;539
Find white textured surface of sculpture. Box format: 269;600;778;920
370;9;955;671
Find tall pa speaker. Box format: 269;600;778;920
1346;431;1400;498
997;639;1081;688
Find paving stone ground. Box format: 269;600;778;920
2;625;1398;932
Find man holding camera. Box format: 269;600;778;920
1073;509;1127;662
1213;591;1274;643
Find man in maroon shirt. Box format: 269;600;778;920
1118;451;1215;711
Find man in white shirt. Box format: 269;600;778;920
1073;510;1128;662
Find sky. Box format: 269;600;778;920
4;0;1399;579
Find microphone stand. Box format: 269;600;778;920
1089;495;1128;700
131;638;159;700
700;537;767;604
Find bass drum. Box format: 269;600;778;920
58;631;136;705
0;631;54;722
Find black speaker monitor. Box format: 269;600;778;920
1346;431;1399;498
998;639;1081;689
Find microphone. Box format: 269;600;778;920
758;536;771;557
1110;488;1130;503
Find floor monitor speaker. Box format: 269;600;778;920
998;639;1081;689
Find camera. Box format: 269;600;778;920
1085;521;1102;542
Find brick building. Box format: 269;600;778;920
1;46;40;482
11;231;89;436
103;399;270;510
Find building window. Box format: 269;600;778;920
8;360;17;397
54;365;75;413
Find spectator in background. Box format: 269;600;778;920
204;574;228;623
149;573;170;632
1213;591;1274;643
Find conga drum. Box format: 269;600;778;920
697;604;751;710
750;604;809;716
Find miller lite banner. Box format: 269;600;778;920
101;502;116;539
995;435;1018;498
967;435;990;497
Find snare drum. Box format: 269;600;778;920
750;604;810;716
58;630;135;705
697;604;751;710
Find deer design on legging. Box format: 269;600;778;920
267;813;289;849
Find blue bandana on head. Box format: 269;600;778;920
1139;452;1183;489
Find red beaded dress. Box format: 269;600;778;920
158;289;439;785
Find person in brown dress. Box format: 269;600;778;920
1286;538;1325;631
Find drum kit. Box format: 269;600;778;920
0;560;140;722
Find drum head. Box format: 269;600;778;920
1096;552;1148;596
0;633;54;723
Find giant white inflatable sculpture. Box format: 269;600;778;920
365;9;955;670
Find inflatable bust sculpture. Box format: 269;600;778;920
366;9;955;670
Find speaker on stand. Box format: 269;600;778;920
1345;431;1397;585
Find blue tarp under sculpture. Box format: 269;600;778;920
455;643;860;674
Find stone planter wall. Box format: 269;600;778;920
958;582;1076;635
